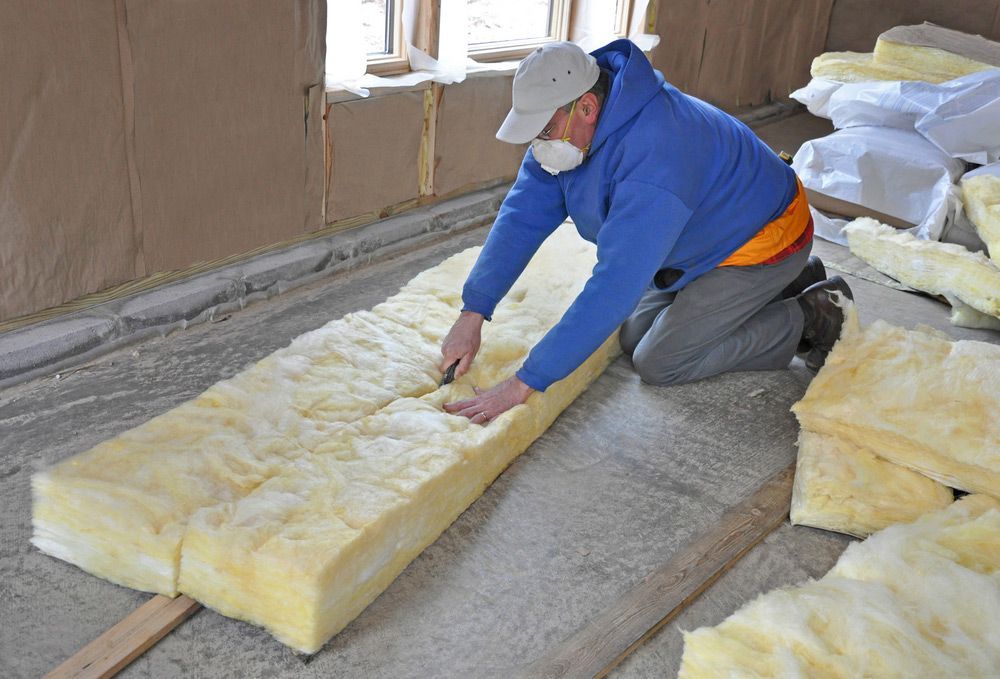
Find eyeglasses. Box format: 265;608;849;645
536;103;576;141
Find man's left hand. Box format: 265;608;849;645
443;376;535;425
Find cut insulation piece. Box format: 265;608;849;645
791;307;1000;496
679;495;1000;677
845;217;1000;321
962;173;1000;263
790;430;953;538
34;224;621;652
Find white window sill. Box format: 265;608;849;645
326;61;520;104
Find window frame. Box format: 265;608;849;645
613;0;632;39
466;0;572;63
360;0;643;75
365;0;409;76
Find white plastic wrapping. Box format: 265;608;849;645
792;70;1000;164
790;77;842;118
793;126;965;244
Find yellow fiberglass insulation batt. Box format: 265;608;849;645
811;32;993;84
790;429;953;538
845;217;1000;324
962;173;1000;264
791;305;1000;497
679;494;1000;677
32;224;621;653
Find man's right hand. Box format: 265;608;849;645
440;311;484;381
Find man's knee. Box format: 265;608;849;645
618;319;644;356
631;343;696;387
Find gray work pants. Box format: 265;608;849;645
619;243;811;386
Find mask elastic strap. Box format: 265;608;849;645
559;100;578;142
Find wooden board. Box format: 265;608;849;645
44;595;201;679
522;462;795;679
805;189;917;230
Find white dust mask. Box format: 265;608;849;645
530;100;590;176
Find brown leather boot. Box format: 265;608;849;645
797;275;854;372
783;256;828;355
782;255;827;300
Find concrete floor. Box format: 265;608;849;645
3;113;997;678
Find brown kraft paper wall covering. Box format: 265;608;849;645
0;1;325;322
0;2;137;322
826;0;1000;52
325;92;425;223
649;0;835;110
434;76;528;197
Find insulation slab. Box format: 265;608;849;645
32;224;621;652
845;217;1000;323
811;24;995;84
791;308;1000;497
790;430;953;538
811;51;944;84
679;494;1000;676
873;39;995;83
962;173;1000;263
877;23;1000;72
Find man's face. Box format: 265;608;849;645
536;92;602;151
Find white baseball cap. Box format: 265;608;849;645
496;42;601;144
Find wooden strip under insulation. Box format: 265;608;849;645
44;595;201;679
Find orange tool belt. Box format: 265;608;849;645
718;177;813;267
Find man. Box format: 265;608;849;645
442;40;852;426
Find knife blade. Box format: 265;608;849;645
440;359;460;386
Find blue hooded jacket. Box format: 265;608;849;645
461;40;798;392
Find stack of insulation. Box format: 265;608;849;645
789;304;999;538
812;23;997;83
793;23;1000;245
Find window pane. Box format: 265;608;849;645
468;0;553;45
361;0;390;54
606;0;625;34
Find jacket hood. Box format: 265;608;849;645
588;39;666;153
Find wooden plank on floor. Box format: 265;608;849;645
523;462;795;679
44;594;201;679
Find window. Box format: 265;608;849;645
608;0;632;39
326;0;653;87
467;0;571;62
361;0;392;54
363;0;407;75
